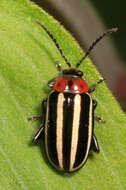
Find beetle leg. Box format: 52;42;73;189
33;124;44;142
28;98;47;121
33;98;47;142
29;98;47;142
93;99;105;123
28;116;42;121
48;77;57;88
94;116;106;123
91;134;100;153
93;99;97;109
56;62;62;72
89;77;104;93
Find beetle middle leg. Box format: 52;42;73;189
29;98;47;142
48;77;57;88
93;99;105;123
28;98;47;121
91;99;105;153
28;116;42;121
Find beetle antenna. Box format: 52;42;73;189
76;27;118;68
36;21;71;68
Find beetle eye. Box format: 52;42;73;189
63;69;68;74
62;69;83;77
77;71;83;77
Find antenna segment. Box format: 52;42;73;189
37;21;71;68
76;28;118;68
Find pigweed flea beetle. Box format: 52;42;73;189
30;22;118;172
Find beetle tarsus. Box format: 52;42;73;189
91;134;100;153
89;77;104;93
94;116;106;123
28;116;42;121
33;124;44;142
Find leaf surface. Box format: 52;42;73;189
0;1;126;190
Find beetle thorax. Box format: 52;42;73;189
54;76;89;93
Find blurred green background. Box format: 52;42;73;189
91;0;126;110
31;0;126;110
32;0;126;61
90;0;126;62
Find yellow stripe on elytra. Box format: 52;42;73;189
56;93;64;169
70;94;81;170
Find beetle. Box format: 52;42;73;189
30;22;117;172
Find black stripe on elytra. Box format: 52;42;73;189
47;91;59;167
74;93;92;169
63;93;75;171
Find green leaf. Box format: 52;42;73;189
0;0;126;189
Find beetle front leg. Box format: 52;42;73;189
89;77;104;93
48;77;57;88
93;99;97;109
